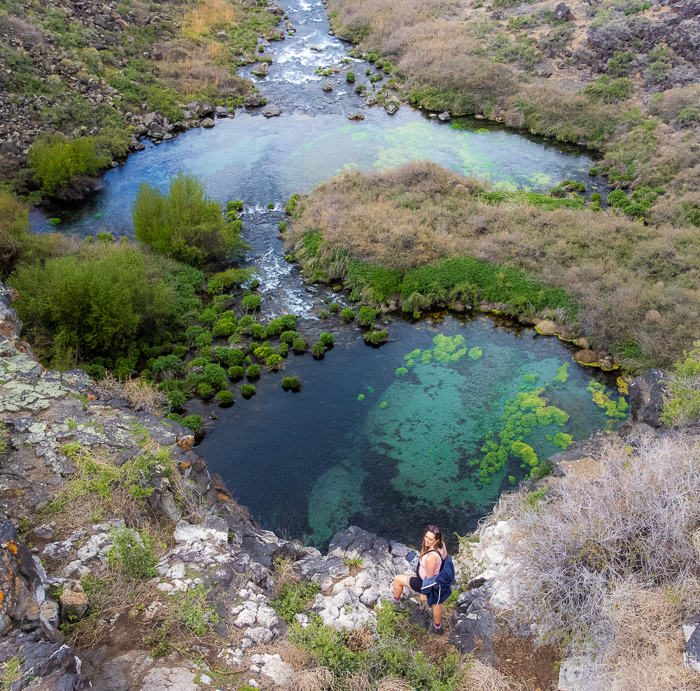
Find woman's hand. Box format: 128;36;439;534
420;595;427;603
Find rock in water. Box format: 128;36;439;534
348;113;365;121
438;111;450;121
322;83;333;92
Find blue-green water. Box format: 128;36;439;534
33;0;619;550
193;313;625;549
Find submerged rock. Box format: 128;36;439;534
348;113;365;121
322;83;333;92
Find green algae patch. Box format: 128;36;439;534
380;401;388;408
553;363;569;384
395;367;409;376
587;381;629;420
405;349;421;360
469;346;483;360
358;394;365;401
551;432;574;450
421;350;433;365
523;373;539;384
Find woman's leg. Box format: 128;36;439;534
392;574;412;600
432;603;443;626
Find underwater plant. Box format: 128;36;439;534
364;330;388;345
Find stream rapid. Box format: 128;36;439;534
33;0;624;549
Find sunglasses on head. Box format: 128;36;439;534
427;525;441;535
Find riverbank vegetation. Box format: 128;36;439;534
501;435;700;688
287;161;700;370
327;0;700;226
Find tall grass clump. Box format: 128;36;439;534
502;436;700;677
0;191;30;276
662;342;700;426
132;171;249;267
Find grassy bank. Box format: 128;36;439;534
325;0;700;226
287;161;700;371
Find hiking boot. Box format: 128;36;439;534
429;622;444;636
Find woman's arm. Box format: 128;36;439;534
424;553;438;578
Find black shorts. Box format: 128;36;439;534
408;576;423;592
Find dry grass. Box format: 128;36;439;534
289;161;700;368
158;38;250;97
376;678;416;691
287;667;334;691
460;661;518;691
182;0;236;41
501;435;700;669
96;373;167;415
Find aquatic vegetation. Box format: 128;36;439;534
204;363;227;390
249;323;266;339
358;306;377;326
239;315;255;329
282;377;301;390
587;381;629;420
421;350;432;365
380;401;388;408
616;377;629;395
329;303;340;314
241;384;256;396
320;310;328;319
551;432;574;449
267;353;283;369
197;383;214;400
247;364;261;378
227;200;243;213
341;308;355;321
346;72;355;83
395;367;409;376
267;202;274;209
217;390;234;406
213;312;238;337
364;330;388;345
312;342;326;358
265;318;285;337
279;343;288;357
319;332;335;347
214;346;237;366
228;366;244;380
404;349;421;361
292;338;307;353
432;334;467;363
553;363;569;384
357;394;365;401
285;193;301;217
469;346;483;360
523;373;539;384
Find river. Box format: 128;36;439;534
32;0;623;549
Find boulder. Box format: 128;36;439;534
438;111;450;121
59;583;89;622
215;105;230;117
553;2;575;21
263;105;282;118
201;118;215;128
628;369;667;428
322;83;333;92
348;113;365;121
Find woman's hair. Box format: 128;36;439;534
419;524;446;559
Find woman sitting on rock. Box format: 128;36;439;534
392;525;448;634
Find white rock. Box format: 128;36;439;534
173;520;228;546
246;626;274;645
234;608;257;628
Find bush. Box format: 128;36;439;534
583;76;632;103
312;342;326;358
319;332;335;347
662;341;700;425
197;382;214;399
364;329;388;345
329;302;340;314
279;342;288;357
292;338;306;353
11;243;175;368
249;323;266;339
346;72;355;82
241;294;262;311
241;384;256;396
503;436;700;658
28;134;108;195
607;51;635;77
247;363;260;377
216;390;234;406
0;191;30;277
271;581;319;623
108;527;161;580
180;414;203;435
228;365;244;379
282;376;301;390
280;330;301;344
204;363;227;390
341;307;355;321
358;306;377;326
132;172;249;267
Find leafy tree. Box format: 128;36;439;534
132;172;249;267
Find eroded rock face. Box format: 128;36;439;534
628;369;667;429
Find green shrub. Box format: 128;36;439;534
645;61;670;85
195;331;213;349
320;310;328;319
341;308;355;321
132;172;248;267
311;342;326;358
607;189;629;207
10;243;175;367
0;190;30;277
319;332;335;347
364;330;388;345
175;583;220;636
228;365;244;379
197;382;214;399
607;51;635;77
29;135;108;195
583;76;632;103
282;376;301;390
281;314;297;329
662;342;700;425
241;294;262;311
346;72;355;83
279;342;289;357
285;193;302;217
329;303;340;314
281;330;301;344
166;390;186;410
152;354;181;376
227;200;244;212
217;390;234;406
271;581;319;623
358;306;377;326
292;338;306;352
241;384;256;396
204;363;227;390
249;323;266;339
247;363;260;377
180;414;203;434
108;527;161;580
279;221;287;231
